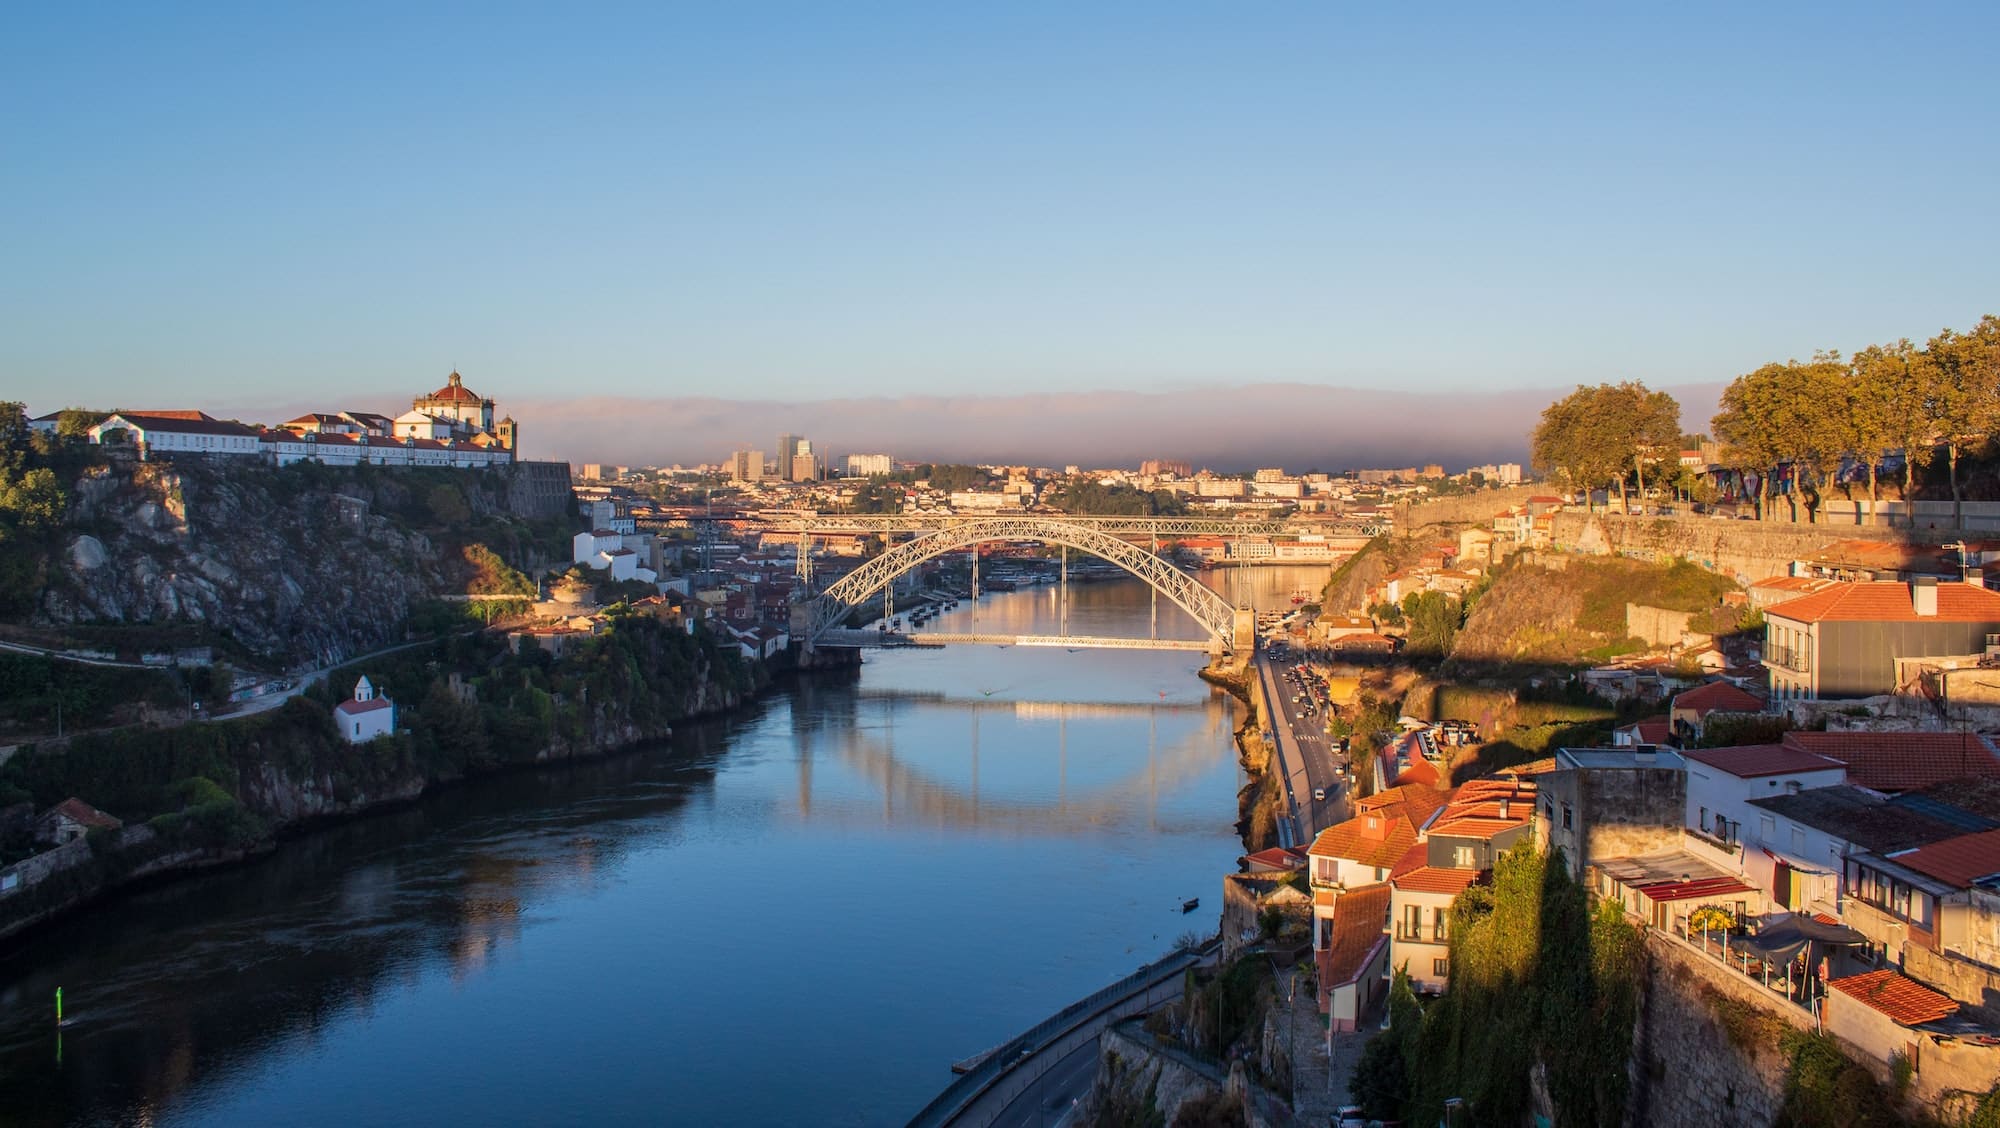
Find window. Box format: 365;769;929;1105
1790;828;1806;854
1699;806;1708;833
1452;845;1476;868
1404;905;1421;938
1434;908;1449;942
1562;804;1573;830
1433;958;1449;978
1759;815;1776;842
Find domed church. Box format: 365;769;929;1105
394;371;517;450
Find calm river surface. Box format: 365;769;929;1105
0;565;1327;1127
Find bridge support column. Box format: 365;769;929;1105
1233;607;1257;653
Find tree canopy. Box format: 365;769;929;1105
1530;381;1681;508
1707;314;2000;524
1041;480;1187;516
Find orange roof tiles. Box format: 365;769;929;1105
1782;731;2000;792
1357;783;1451;826
1392;866;1486;896
1392;760;1443;787
1388;841;1428;879
1765;580;2000;624
1887;828;2000;889
1323;884;1392;986
1308;812;1419;871
1673;681;1765;717
1682;744;1844;779
1829;969;1959;1026
47;798;120;829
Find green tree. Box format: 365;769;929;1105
1713;357;1850;522
1532;382;1679;511
1532;386;1620;510
1351;968;1422;1118
1921;315;2000;529
1846;340;1929;519
1617;382;1683;506
1400;591;1462;657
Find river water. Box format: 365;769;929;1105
0;565;1327;1127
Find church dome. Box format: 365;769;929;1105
424;371;483;404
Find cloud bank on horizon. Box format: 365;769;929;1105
476;381;1729;473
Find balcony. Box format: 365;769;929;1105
1766;644;1811;674
1394;925;1448;945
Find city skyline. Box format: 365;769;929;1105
6;4;1998;412
78;376;1727;472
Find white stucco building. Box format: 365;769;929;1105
333;676;395;743
88;412;263;459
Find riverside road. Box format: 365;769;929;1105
1255;650;1352;842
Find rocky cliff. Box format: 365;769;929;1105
33;458;566;667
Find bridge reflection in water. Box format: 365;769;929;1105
786;687;1236;835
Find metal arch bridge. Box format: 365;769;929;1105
799;516;1249;652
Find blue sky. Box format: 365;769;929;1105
4;2;1997;415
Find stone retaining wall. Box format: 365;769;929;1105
1626;930;1807;1128
1547;512;1949;585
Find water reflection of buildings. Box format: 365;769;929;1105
788;692;1236;834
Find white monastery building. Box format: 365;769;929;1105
86;373;518;470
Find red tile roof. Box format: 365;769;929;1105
1308;812;1419;871
1682;743;1844;779
1886;828;2000;889
1765;581;2000;624
1392;759;1443;787
422;371;484;403
1393;865;1486;896
1782;731;2000;792
1357;783;1450;824
109;412;260;437
1388;841;1428;879
1673;681;1765;717
1617;716;1673;745
1242;846;1307;871
1828;969;1959;1026
46;797;121;830
1324;884;1392;986
335;697;393;715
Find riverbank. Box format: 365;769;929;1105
1202;664;1285;854
0;619;852;947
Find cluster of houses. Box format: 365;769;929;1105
53;371;520;468
1233;573;2000;1093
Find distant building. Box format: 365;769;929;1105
774;434;799;482
87;412;263;459
1140;459;1191;477
729;450;765;482
843;453;893;477
395;371;518;452
334;676;395;744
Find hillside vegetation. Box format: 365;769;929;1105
1447;556;1738;670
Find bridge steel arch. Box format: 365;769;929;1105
802;517;1242;650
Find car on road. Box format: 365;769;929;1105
1313;787;1326;801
